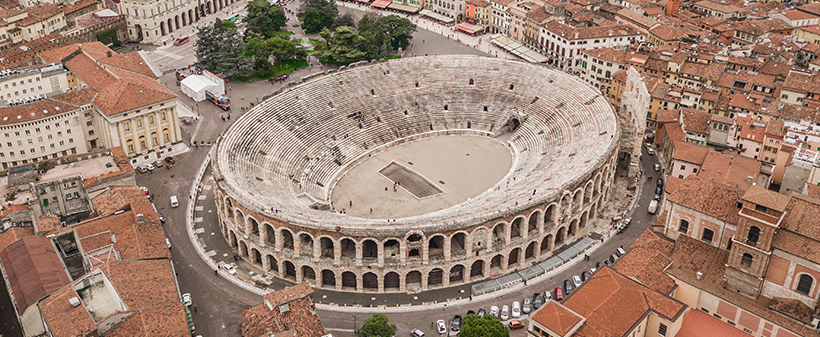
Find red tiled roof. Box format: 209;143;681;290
99;260;179;309
672;141;709;165
64;205;167;261
530;300;585;335
0;236;70;311
0;226;34;251
105;303;190;337
39;282;97;337
0;90;87;126
243;283;327;337
697;150;762;191
675;309;752;337
667;175;742;224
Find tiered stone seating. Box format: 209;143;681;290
215;55;618;231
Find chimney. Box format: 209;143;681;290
696;271;703;280
106;51;112;58
575;32;579;39
608;30;613;37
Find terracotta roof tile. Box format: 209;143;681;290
681;108;711;135
242;283;327;337
38;283;97;337
676;309;753;337
0;236;70;311
529;300;585;335
667;175;743;224
672;141;710;165
0;226;34;251
697;150;762;191
741;185;790;211
99;260;179;309
0;90;85;126
543;21;641;40
105;303;190;337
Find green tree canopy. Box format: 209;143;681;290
375;15;416;51
195;20;253;77
460;314;509;337
359;313;396;337
299;0;337;33
317;26;367;64
244;0;287;39
332;12;355;29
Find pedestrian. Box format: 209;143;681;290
370;208;373;213
349;200;352;207
215;269;219;275
194;305;198;312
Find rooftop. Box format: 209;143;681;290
667;175;743;224
697;150;762;191
242;282;326;337
672;141;710;165
675;309;752;337
741;185;790;211
529;300;585;336
0;236;70;311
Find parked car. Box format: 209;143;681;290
581;271;591;281
511;301;521;318
436;320;446;334
655;186;663;195
153;160;164;168
166;238;171;248
182;293;192;306
508;320;525;329
589;267;597;274
451;315;462;331
136;166;148;173
477;308;486;317
647;147;655;155
466;310;475;317
158;213;165;223
657;178;664;187
595;261;602;269
610;254;619;263
522;297;532;314
223;263;237;275
616;247;626;256
165;156;176;165
564;280;574;295
555;287;564;301
500;305;510;320
533;294;543;309
604;259;613;266
489;306;499;317
146;163;155;171
572;275;583;288
654;163;660;171
543;290;552;301
411;328;425;337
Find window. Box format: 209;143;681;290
680;164;686;170
797;274;813;296
679;220;689;233
747;226;760;245
658;323;667;336
741;253;753;267
124;122;130;132
136;119;142;128
701;228;714;243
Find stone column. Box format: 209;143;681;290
522;220;529;238
422;243;429;265
400;242;407;266
262;255;270;271
275;230;283;251
399;275;406;292
294;237;302;257
334;241;342;266
443;270;450;287
464;236;473;256
313;241;321;263
538;210;545;232
421;274;428;291
335;273;342;291
356;274;363;292
444;239;451;261
295;266;303;284
378;244;384;267
356;242;363;267
259;225;268;246
378;275;384;293
244;217;251;235
504;224;511;245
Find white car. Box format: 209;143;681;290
500;305;510;320
646;147;655;155
654;163;661;172
166;238;171;248
436;320;446;334
182;292;192;306
223;263;237;275
511;301;521;318
145;163;155;171
489;305;499;317
572;275;583;288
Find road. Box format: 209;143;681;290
134;3;664;337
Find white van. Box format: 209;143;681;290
170;195;179;208
648;199;658;214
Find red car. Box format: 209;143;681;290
555;286;564;301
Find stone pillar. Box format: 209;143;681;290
399;275;406;292
335;273;342;291
378;244;384;267
356;274;363;292
294;237;302;257
463;267;470;283
444;239;451;261
334;241;341;266
243;217;251;234
421;274;428;291
262;255;270;271
501;257;508;273
422;243;429;265
378;275;384;293
464;236;473;256
443;270;450;287
534;242;541;261
275;230;283;251
356;242;363;267
295;266;303;284
504;224;511;245
313;241;321;262
259;225;268;246
400;242;407;266
538;210;545;232
522;220;529;238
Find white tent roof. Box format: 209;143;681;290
182;75;216;92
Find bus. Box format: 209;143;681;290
173;36;189;46
206;91;230;110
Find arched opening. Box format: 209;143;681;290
267;255;278;272
585;182;593;204
341;239;356;259
406;271;422;290
589;202;596;219
428;268;443;288
265;224;275;245
562;194;571;209
541;235;553;253
363;272;378;291
229;231;237;248
492;223;506;249
573;190;582;212
470;228;488;253
239;241;248;257
284;261;296;281
408;248;420;259
747;226;760;245
569;219;578;236
451;233;466;256
555;227;566;246
740;253;753;267
167;19;173;33
797;274;814;296
281;229;294;250
679;220;689;233
134;24;143;40
302;266;315;282
251;248;262;266
508;248;520;268
429;235;444;259
511;218;523;240
181;13;186;26
384;272;400;291
450;265;465;284
362;240;378;261
470;260;484;280
384;239;399;260
580;212;588;228
321;270;336;288
299;234;313;257
525;241;536;262
160;22;166;36
251;218;259;236
408;233;422;242
320;238;334;259
528;211;540;235
342;271;356;289
546;204;556;228
225;199;234;218
490;254;503;273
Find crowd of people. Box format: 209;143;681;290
268;73;290;83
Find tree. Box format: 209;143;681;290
356;14;384;60
195;21;253;77
245;0;287;39
317;26;368;64
299;0;337;33
358;314;396;337
460;314;509;337
332;13;356;30
375;15;416;51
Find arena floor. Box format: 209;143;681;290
330;135;513;219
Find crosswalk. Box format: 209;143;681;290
152;49;184;60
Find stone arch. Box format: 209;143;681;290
589;202;596;219
298;233;313;257
167;18;173;33
251;248;262;266
470;227;489;253
384;272;400;291
250;217;259;236
362;239;378;260
264;224;275;245
561;193;571;209
363;272;378;291
490;254;504;273
573;189;583;213
580;211;589;229
546;204;556;226
283;261;296;280
281;229;294;250
160;21;166;36
528;210;541;235
584;181;594;204
321;270;336;287
525;241;536;262
470;260;484;280
510;217;523;240
188;9;194;24
405;271;422;290
340;238;356;259
569;219;578;236
594;173;602;197
267;255;278;272
450;232;467;257
406;231;424;243
234;210;244;230
541;234;553;253
229;230;237;248
225;198;234;218
428;268;444;288
239;240;248;257
342;271;357;289
429;235;445;259
174;15;180;30
450;265;465;284
383;239;400;260
319;237;334;259
555;227;567;246
302;265;315;282
492;223;506;249
182;13;187;26
508;248;520;268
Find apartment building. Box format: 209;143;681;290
0;4;68;50
121;0;239;44
538;20;643;71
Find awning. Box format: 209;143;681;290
419;9;455;24
455;22;483;34
489;35;549;63
371;0;392;9
388;2;421;12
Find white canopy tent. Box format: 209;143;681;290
180;75;218;102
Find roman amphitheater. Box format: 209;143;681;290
212;55;620;293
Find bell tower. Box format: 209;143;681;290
666;0;680;16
